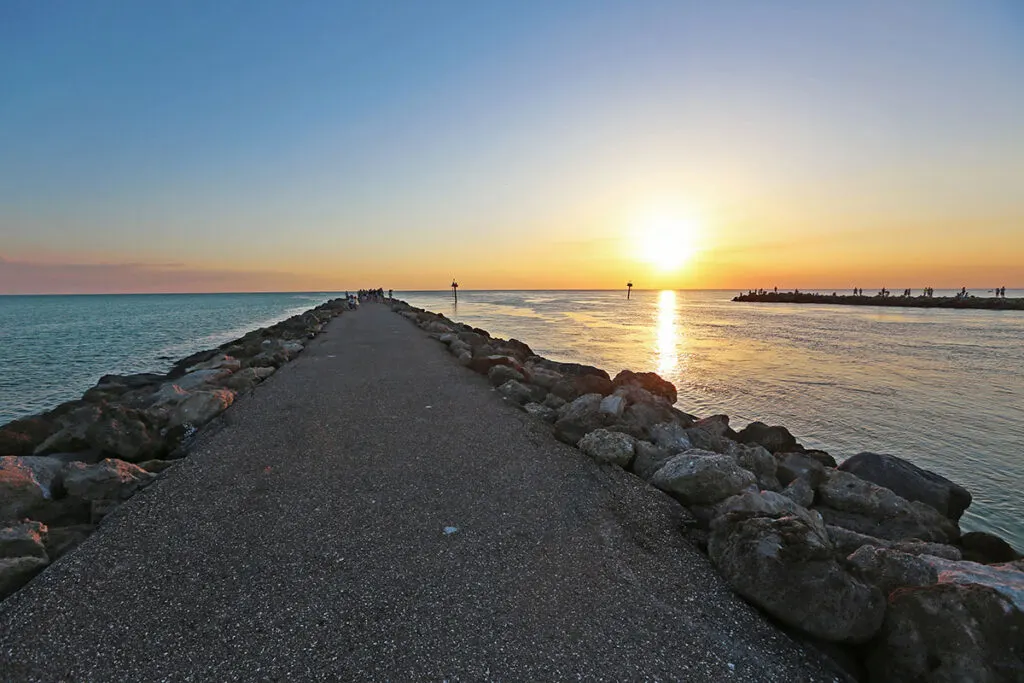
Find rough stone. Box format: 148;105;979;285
958;531;1023;564
488;364;525;387
168;389;236;429
523;403;558;423
647;422;692;453
631;441;674;480
577;429;636;468
553;394;604;445
847;545;938;596
497;380;535;406
63;459;155;502
0;556;49;600
922;556;1024;611
541;393;566;410
775;451;828;488
731;443;781;491
694;414;730;437
826;525;963;561
611;370;677;404
0;521;48;560
708;513;885;643
780;476;815;507
598;394;626;419
815;470;959;543
839;451;972;521
650;449;757;506
713;490;827;537
43;524;93;560
0;456;63;522
736;421;800;453
866;583;1024;683
0;417;56;457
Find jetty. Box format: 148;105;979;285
0;304;838;680
733;292;1024;310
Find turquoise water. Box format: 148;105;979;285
401;289;1024;549
0;292;339;423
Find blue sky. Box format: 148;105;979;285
1;1;1022;292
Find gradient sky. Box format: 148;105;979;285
1;1;1022;293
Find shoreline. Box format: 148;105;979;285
734;291;1024;310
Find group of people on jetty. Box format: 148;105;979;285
746;286;1010;298
343;288;394;309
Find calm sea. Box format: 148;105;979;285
2;289;1021;549
401;289;1024;549
0;292;340;423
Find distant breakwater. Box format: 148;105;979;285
1;297;352;601
734;292;1024;310
391;298;1024;682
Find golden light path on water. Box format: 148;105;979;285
656;290;679;378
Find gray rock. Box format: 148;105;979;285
631;441;674;480
839;451;972;521
0;521;48;560
0;456;63;522
866;583;1024;683
186;354;242;373
0;556;49;600
826;525;963;561
523;403;558;423
781;476;815;507
648;422;692;453
708;513;885;643
457;351;472;366
173;368;233;392
611;370;677;404
650;449;757;506
168;389;236;429
684;427;728;454
815;470;959;543
542;393;566;410
736;421;800;453
959;531;1023;564
609;403;679;440
438;332;458;345
137;459;177;474
497;380;534;405
598;394;626;419
920;556;1024;611
775;451;828;488
731;443;781;491
525;367;564;391
577;429;636;468
847;545;938;595
149;383;191;407
423;321;452;334
489;364;525;387
63;458;155;502
713;490;827;537
694;414;730;437
42;524;93;561
553;393;604;445
217;366;275;393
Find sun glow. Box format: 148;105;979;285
635;216;701;273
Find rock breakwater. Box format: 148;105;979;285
0;297;351;600
734;291;1024;310
394;299;1024;682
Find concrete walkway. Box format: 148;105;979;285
0;304;841;681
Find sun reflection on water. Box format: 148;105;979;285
656;290;679;378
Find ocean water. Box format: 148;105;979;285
400;289;1024;549
0;292;340;424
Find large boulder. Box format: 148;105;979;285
496;380;537;405
647;422;692;453
467;355;521;377
839;451;972;521
523;403;558;423
649;449;756;506
921;556;1024;612
608;403;681;440
866;583;1024;683
0;417;56;456
631;441;674;480
730;443;781;491
0;556;49;600
847;545;938;596
826;525;962;561
63;459;155;503
958;531;1023;565
815;470;959;543
713;490;827;536
488;364;525;387
0;456;63;522
708;512;885;643
35;404;166;463
611;370;677;404
553;394;604;445
694;414;730;437
0;521;49;560
577;429;636;468
167;389;235;429
736;421;800;453
774;451;829;488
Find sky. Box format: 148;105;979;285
1;1;1022;293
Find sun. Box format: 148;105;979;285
635;216;701;273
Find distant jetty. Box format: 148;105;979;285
733;292;1024;310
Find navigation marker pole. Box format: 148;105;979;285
451;279;459;302
627;281;633;300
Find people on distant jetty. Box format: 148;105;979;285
878;287;890;297
955;286;969;300
923;287;934;298
357;288;386;303
997;286;1006;297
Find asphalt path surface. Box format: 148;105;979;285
0;303;844;681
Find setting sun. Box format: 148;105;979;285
635;216;701;273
